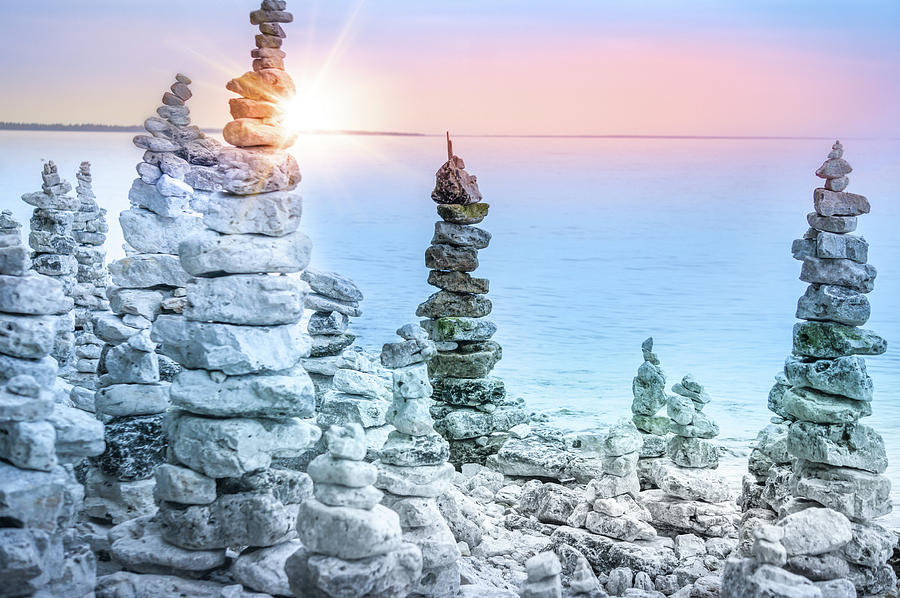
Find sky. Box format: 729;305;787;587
0;0;898;136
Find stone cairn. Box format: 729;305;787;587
22;161;79;374
576;418;657;543
665;374;719;469
84;79;207;526
724;142;895;598
286;423;424;597
301;269;394;463
419;135;526;465
97;2;324;594
0;211;102;597
377;324;460;596
630;337;669;466
68;161;111;410
521;551;562;598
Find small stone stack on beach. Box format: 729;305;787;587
521;552;563;598
631;337;669;460
377;324;460;597
68;161;111;408
0;211;101;597
725;142;895;598
665;374;719;469
577;418;656;542
222;0;296;150
22;161;79;372
286;423;424;597
419;141;527;465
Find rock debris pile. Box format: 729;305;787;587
724;142;895;597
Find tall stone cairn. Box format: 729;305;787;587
103;1;320;592
419;137;527;465
0;211;100;597
286;423;423;598
85;78;207;525
377;323;460;597
723;142;895;597
22;161;79;373
68;161;111;409
631;337;669;460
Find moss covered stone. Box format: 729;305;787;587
793;321;886;359
436;203;489;225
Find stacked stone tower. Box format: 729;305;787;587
419;136;526;464
68;161;111;409
724;142;895;597
377;323;460;597
666;374;719;469
631;337;669;463
0;211;98;597
85;80;206;525
22;161;78;373
286;423;423;598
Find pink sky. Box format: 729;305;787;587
1;1;898;137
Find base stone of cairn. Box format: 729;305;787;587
22;161;79;374
0;211;101;598
377;324;461;597
285;423;424;598
631;337;670;477
724;142;896;598
85;76;208;525
68;161;111;410
419;139;527;466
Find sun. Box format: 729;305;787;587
282;88;347;133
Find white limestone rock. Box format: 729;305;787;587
108;254;192;289
170;367;315;418
109;515;226;574
296;500;404;560
184;274;307;325
179;229;312;276
119;208;204;255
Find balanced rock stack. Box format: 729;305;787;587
419;138;526;465
68;161;111;407
726;142;895;597
286;423;424;598
578;418;656;542
22;161;79;372
521;552;562;598
630;337;669;460
0;211;99;597
223;0;296;150
84;87;206;524
377;324;460;597
665;374;719;469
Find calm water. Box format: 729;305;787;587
2;131;899;520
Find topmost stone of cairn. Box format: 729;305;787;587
431;133;483;206
223;0;297;149
21;161;78;210
815;140;852;192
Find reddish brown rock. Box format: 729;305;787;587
223;119;297;148
226;69;296;103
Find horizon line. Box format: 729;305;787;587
0;122;895;141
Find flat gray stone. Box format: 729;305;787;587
109;515;226;574
432;221;491;249
301;269;363;303
796;284;870;326
776;507;852;556
120;208;204;255
152;314;310;375
416;291;491;319
793;321;886;358
420;317;496;342
217;147;300;195
179;229;312;276
792;459;891;522
813;188;870;217
807;212;856;234
185;274;306;325
784;355;872;401
170;367;315;418
788;421;886;473
782;386;871;424
109;254;192;289
95;383;170;417
0;273;72;315
204;190;302;236
0;313;57;359
800;258;876;293
154;464;217;505
816;232;868;263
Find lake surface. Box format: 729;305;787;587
2;131;899;522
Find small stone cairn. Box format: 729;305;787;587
68;161;111;409
419;135;527;465
286;423;424;597
665;374;719;469
0;211;101;597
630;337;669;460
577;418;656;543
301;269;393;459
521;551;562;598
22;161;79;372
85;80;208;525
377;323;461;596
725;142;895;597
